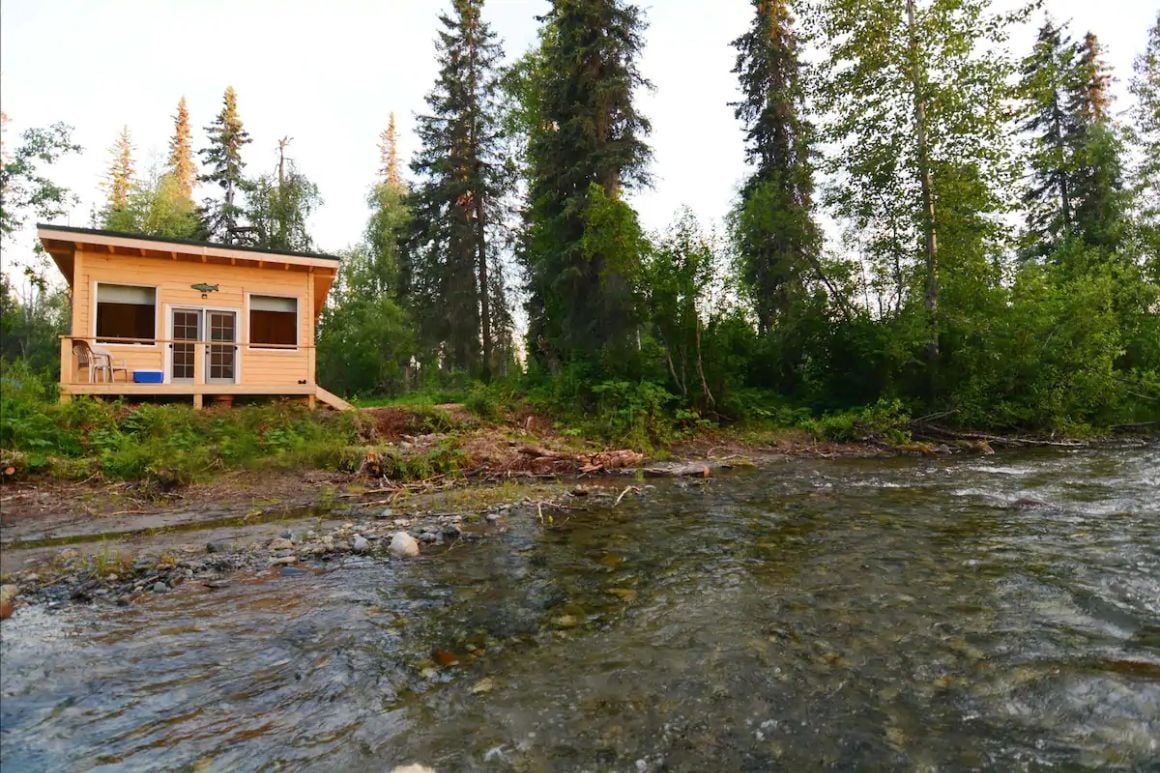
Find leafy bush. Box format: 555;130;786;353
802;398;912;444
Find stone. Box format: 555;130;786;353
58;548;80;563
268;537;295;551
389;531;420;558
280;530;294;540
375;507;394;519
391;765;436;773
206;541;229;554
268;555;299;566
485;512;502;524
471;677;496;694
352;535;370;553
152;582;168;593
321;535;335;547
442;523;462;540
0;584;19;621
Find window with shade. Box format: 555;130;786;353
95;283;157;342
249;295;298;347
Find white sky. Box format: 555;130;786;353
1;0;1155;275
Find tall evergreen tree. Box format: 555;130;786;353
522;0;652;373
1129;15;1160;269
1068;32;1129;252
1018;20;1081;256
167;97;196;201
199;86;252;243
1020;22;1129;257
409;0;511;377
730;0;827;337
379;112;402;189
368;118;411;299
104;126;135;216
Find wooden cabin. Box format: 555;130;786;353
39;224;351;410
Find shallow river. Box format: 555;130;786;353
2;448;1158;771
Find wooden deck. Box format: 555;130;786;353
60;382;352;410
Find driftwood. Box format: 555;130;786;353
518;445;644;475
911;423;1085;449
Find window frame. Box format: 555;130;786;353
92;281;159;346
245;292;300;351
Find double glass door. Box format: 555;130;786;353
170;309;237;384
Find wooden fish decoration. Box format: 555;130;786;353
191;283;220;294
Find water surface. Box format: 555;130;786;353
2;447;1158;770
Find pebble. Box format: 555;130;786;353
471;677;496;694
268;555;298;566
268;537;294;551
206;541;228;554
376;507;394;519
390;531;420;558
152;582;168;593
352;535;370;553
485;513;502;524
442;523;462;539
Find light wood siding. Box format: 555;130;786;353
73;250;313;386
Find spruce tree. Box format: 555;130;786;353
379;112;402;189
1018;20;1080;257
409;0;510;377
368;115;411;299
199;86;252;243
104;126;135;216
730;0;826;337
1129;15;1160;265
522;0;652;373
1020;22;1128;256
247;137;321;251
1067;32;1129;252
167;97;196;201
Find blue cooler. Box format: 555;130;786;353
133;370;164;384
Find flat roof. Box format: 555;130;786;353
36;223;341;262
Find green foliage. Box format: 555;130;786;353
103;171;201;239
0;119;81;240
802;399;912;444
199;86;252;243
407;0;513;378
0;373;363;484
521;0;652;376
247;146;322;251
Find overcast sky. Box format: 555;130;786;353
1;0;1155;270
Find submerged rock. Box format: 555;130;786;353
390;532;420;558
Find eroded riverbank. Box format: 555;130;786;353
2;446;1158;770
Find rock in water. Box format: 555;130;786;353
390;531;420;558
0;584;19;621
352;535;371;553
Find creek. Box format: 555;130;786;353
2;447;1157;770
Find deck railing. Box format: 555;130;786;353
59;335;313;386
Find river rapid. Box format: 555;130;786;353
2;447;1158;771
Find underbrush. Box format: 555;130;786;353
1;366;366;487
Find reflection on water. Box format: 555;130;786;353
2;448;1158;770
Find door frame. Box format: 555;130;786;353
164;304;242;385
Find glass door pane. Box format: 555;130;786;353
207;311;237;384
171;309;201;383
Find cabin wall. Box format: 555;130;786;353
69;250;316;387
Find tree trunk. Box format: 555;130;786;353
907;0;940;397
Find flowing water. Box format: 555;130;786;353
2;447;1158;771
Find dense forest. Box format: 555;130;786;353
2;0;1158;437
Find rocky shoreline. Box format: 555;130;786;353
0;480;638;620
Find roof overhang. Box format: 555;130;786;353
38;224;339;317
